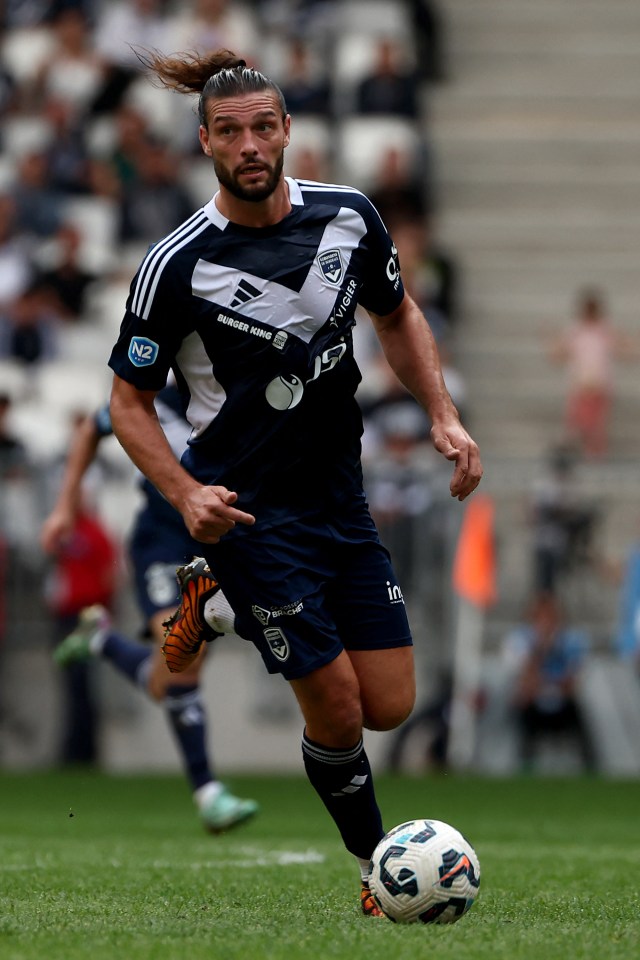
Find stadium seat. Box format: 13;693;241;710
60;196;119;274
35;359;112;420
283;116;332;180
336;0;412;39
181;157;219;209
1;115;54;159
0;26;55;84
335;115;422;193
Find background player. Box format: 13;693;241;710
40;382;258;833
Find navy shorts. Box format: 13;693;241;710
202;501;412;680
129;500;202;623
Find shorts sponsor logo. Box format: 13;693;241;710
271;600;304;619
386;580;405;605
318;249;343;285
252;600;304;624
264;627;290;662
272;330;288;350
252;604;271;625
128;336;159;367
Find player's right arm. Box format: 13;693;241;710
110;375;255;543
40;413;103;554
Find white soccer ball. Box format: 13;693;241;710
368;818;480;924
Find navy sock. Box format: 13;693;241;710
164;684;213;791
302;731;384;860
102;632;152;684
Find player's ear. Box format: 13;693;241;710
283;114;291;149
199;125;212;157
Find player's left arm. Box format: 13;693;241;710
368;292;483;501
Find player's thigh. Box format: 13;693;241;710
347;646;415;732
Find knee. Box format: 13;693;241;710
305;690;364;747
363;690;415;732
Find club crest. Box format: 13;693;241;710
263;627;290;662
318;249;343;285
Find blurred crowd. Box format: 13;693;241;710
0;0;466;766
0;0;462;510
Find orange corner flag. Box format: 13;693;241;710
452;493;497;608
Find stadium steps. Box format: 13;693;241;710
425;0;640;647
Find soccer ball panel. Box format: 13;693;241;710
368;818;480;924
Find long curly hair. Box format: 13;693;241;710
139;48;287;126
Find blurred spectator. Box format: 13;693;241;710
42;96;92;195
278;38;331;116
0;65;18;125
0;194;34;309
368;146;431;226
35;222;98;321
108;103;152;189
258;0;338;45
502;591;594;772
389;217;449;343
361;352;432;461
43;484;119;765
408;0;447;82
0;393;29;483
118;139;195;243
91;0;171;115
0;282;60;365
32;7;106;118
12;150;64;238
169;0;259;62
1;0;50;27
549;286;635;460
416;216;460;327
354;37;421;119
288;145;330;183
1;1;96;28
528;444;599;597
613;525;640;670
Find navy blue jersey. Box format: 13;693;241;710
94;384;191;522
108;178;404;530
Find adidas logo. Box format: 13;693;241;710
231;278;263;309
331;774;368;797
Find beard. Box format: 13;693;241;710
213;150;285;203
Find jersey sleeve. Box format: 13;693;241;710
108;255;188;391
93;402;113;438
356;197;405;316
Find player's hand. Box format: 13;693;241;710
182;485;256;543
430;420;483;501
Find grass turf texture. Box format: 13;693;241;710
0;773;638;960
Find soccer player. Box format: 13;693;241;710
40;382;258;833
107;49;482;915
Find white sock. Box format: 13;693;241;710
193;780;223;808
355;855;371;881
204;590;236;634
89;627;108;656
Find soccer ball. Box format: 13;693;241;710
368;818;480;924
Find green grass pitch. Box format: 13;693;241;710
0;771;638;960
